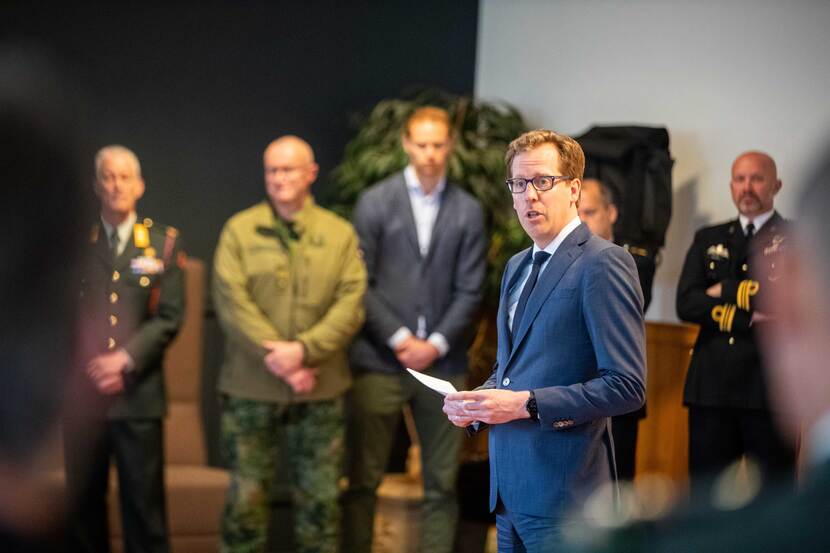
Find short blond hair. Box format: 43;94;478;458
404;106;452;137
505;129;585;180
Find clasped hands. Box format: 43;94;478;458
263;340;316;394
87;349;132;395
443;389;531;427
395;336;439;372
706;281;770;324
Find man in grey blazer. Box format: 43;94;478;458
344;107;487;553
444;130;646;551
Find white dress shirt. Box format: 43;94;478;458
100;211;137;257
387;166;450;357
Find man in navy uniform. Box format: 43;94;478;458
677;151;794;490
66;145;184;553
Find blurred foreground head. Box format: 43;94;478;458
760;144;830;457
0;43;89;535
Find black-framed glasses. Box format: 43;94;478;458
505;175;572;194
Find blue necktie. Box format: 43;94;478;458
512;251;551;337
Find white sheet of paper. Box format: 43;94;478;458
406;368;458;396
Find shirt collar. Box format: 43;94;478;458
739;209;774;234
100;211;137;244
271;195;314;237
533;215;582;258
404;165;446;198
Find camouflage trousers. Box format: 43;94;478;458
220;396;344;553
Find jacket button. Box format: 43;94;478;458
110;292;118;303
107;337;116;350
109;315;118;326
112;270;120;282
728;337;735;345
502;377;510;387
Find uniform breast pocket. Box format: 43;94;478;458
705;256;728;281
245;247;291;298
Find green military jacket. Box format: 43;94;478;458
213;197;367;403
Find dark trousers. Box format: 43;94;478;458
688;406;795;491
64;419;168;553
343;370;465;553
611;411;641;481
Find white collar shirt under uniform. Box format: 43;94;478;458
100;211;137;257
508;215;582;330
739;209;773;236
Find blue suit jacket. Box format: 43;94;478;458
481;222;646;517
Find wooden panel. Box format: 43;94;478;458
635;322;699;485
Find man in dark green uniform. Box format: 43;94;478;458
66;145;185;553
676;151;794;491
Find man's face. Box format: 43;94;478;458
94;152;144;218
264;141;318;209
730;153;781;218
578;180;617;241
511;144;580;248
402;119;452;182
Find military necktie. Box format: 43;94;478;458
109;227;121;261
511;250;551;337
745;222;755;240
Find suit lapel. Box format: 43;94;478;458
424;185;452;263
505;224;589;371
91;223;112;268
114;231;138;272
395;177;423;259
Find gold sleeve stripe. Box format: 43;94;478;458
712;305;726;330
725;304;737;333
737;281;746;310
746;280;759;310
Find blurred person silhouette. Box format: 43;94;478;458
568;141;830;553
0;45;90;551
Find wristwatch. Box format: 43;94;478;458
525;390;539;421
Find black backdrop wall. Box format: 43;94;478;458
1;1;479;262
2;1;479;471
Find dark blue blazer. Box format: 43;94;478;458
482;222;646;517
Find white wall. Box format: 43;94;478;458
476;0;830;321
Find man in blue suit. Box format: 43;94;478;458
444;129;646;552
